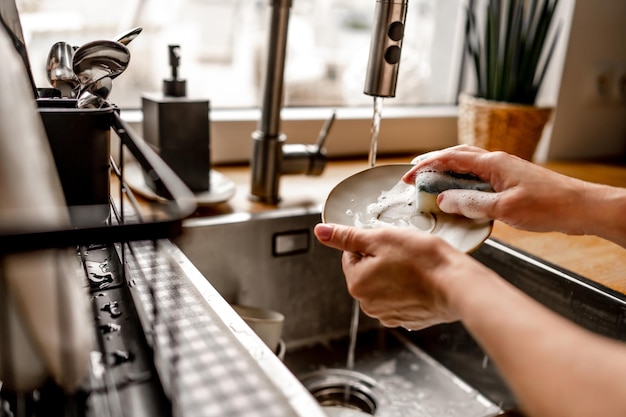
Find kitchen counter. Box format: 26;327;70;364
197;156;626;294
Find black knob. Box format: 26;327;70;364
387;21;405;41
384;46;402;65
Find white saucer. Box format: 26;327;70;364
323;164;492;253
123;161;236;206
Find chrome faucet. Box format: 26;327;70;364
364;0;409;98
250;0;333;204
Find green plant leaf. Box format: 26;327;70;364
465;3;485;97
486;0;500;99
520;0;559;103
464;0;560;105
501;0;523;101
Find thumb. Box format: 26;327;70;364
437;189;498;220
314;223;368;254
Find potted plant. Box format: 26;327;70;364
458;0;562;160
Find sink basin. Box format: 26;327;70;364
283;328;503;416
176;208;365;345
175;207;626;416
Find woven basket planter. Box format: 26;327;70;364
457;93;553;161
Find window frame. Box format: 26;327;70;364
122;104;460;164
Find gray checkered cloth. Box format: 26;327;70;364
123;240;298;417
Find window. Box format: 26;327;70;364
17;0;467;161
19;0;465;108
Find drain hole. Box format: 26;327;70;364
312;385;376;413
300;369;381;415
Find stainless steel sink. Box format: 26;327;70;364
176;207;367;345
175;207;626;416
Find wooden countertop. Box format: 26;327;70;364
194;157;626;294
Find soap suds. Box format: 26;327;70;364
353;180;434;231
349;168;492;233
437;189;497;220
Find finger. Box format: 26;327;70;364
402;145;487;184
409;149;443;164
404;150;449;183
314;223;372;254
409;145;485;165
402;164;422;184
403;146;491;184
414;145;488;173
437;189;499;220
402;150;450;184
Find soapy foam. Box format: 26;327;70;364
353;180;434;231
438;189;496;220
348;168;492;232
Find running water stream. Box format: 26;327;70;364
368;96;384;168
345;97;384;400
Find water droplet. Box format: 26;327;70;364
101;301;122;318
100;323;121;334
482;355;489;369
111;350;133;365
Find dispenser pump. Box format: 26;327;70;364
163;45;186;97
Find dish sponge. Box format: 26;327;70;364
415;170;493;213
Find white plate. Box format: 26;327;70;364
323;164;492;253
123;161;236;206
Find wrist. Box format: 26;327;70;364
581;183;626;247
435;254;503;322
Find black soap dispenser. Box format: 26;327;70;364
163;44;186;98
142;45;211;194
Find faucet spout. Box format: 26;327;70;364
258;0;291;138
250;0;330;205
364;0;409;98
250;0;291;204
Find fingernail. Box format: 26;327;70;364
437;193;446;210
315;224;334;241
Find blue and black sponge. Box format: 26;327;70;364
415;170;493;213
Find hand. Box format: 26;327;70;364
314;223;626;417
403;145;590;235
313;223;492;330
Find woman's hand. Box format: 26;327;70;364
403;145;591;235
313;223;494;330
314;222;626;417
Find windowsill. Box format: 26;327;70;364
121;105;460;164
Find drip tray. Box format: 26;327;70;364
284;328;502;417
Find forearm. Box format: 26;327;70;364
445;267;626;417
581;182;626;248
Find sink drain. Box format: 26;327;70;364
299;369;381;415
